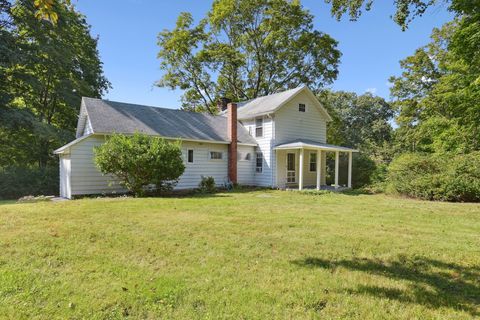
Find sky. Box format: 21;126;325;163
75;0;453;109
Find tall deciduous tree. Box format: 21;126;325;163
157;0;341;114
319;90;394;161
325;0;445;30
0;0;109;169
390;14;479;154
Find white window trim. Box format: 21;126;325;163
255;117;263;138
187;149;194;164
255;152;263;173
309;152;317;172
209;151;224;161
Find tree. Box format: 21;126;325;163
319;90;394;161
325;0;447;30
157;0;341;114
390;18;479;154
1;0;109;169
94;133;186;197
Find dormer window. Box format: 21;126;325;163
299;103;306;112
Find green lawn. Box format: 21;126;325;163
0;190;479;319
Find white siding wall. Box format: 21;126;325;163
274;92;328;144
241;117;274;187
177;142;228;189
83;117;93;136
64;135;255;196
70;135;126;196
237;145;256;185
59;154;71;198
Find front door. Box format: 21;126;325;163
286;153;296;184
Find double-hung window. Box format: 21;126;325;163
187;149;194;163
255;117;263;137
256;152;263;173
309;152;317;172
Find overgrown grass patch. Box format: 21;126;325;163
0;190;479;319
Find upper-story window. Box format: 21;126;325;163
255;117;263;137
299;103;306;112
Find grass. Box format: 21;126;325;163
0;190;479;319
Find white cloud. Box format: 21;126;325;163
365;87;377;94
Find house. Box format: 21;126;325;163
54;86;357;199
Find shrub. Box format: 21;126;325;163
94;133;185;197
387;152;480;202
198;176;216;193
352;153;376;188
0;166;58;200
326;152;376;188
366;163;389;193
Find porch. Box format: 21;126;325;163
274;140;358;191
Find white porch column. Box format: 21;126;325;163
334;150;339;188
316;149;321;190
348;151;352;188
299;148;304;190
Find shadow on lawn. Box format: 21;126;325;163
292;256;480;316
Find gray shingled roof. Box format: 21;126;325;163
236;86;305;119
232;86;332;121
82;97;257;145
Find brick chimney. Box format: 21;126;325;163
227;102;237;184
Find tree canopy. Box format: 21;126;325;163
0;0;109;172
157;0;341;114
320;90;395;161
390;12;479;154
325;0;448;30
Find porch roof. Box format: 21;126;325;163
273;139;358;152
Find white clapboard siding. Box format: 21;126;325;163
274;91;327;145
63;135;257;197
59;154;71;198
177;142;229;189
70;135;126;196
237;145;256;185
241;117;274;187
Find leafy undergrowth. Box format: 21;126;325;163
0;191;479;319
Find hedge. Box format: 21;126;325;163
0;166;58;200
387;152;480;202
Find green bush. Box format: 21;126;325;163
387;152;480;202
198;176;216;193
94;133;185;197
326;152;376;188
0;166;58;200
352;153;376;188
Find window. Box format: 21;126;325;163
309;152;317;172
287;153;295;183
209;151;223;160
255;117;263;137
187;149;194;163
239;152;251;161
299;103;306;112
256;152;263;173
